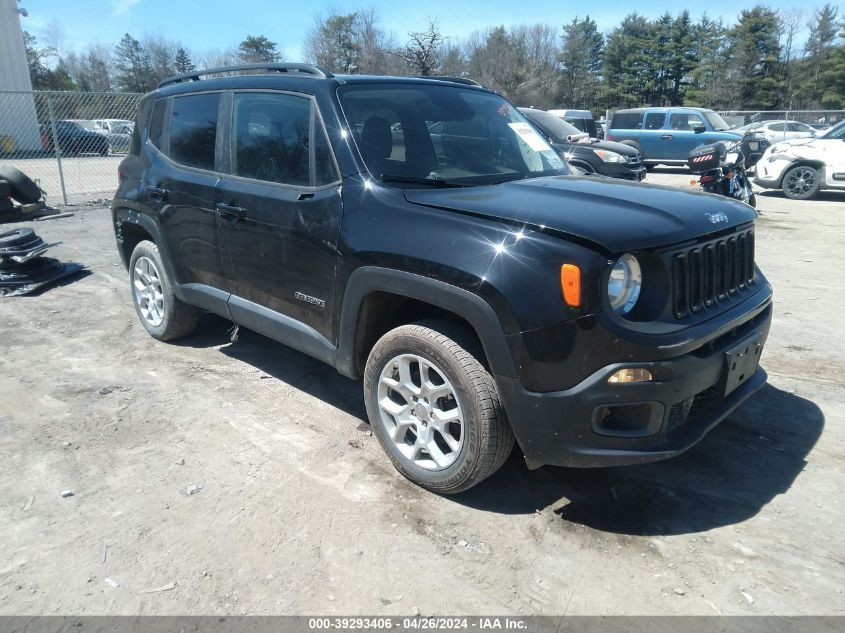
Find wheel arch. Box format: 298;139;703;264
337;267;517;382
779;159;825;187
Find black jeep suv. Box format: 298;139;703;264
113;64;772;494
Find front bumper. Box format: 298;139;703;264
497;302;772;468
754;158;793;189
601;162;647;181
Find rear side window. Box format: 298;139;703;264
169;93;220;170
611;112;642;130
644;112;665;130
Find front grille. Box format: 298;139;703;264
671;228;755;318
626;153;642;165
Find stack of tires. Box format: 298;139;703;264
0;228;83;297
0;166;43;215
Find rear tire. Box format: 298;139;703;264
129;240;199;341
364;319;514;494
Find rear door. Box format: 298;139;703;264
214;90;342;341
144;92;227;291
640;111;668;159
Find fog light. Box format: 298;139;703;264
608;368;653;384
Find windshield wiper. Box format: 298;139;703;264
379;174;466;188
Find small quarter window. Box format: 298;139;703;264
169;93;220;170
149;99;167;151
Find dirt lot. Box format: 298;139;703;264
1;170;844;616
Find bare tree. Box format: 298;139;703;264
399;19;446;76
781;8;804;107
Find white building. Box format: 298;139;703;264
0;0;41;152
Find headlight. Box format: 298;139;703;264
592;149;625;163
607;254;642;315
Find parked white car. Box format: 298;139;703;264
738;120;817;144
92;119;134;135
754;121;845;199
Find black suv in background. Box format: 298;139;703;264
113;64;772;494
41;120;110;156
519;107;646;180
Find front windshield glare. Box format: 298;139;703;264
704;112;731;131
338;84;569;186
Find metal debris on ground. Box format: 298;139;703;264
61;490;74;498
140;582;176;594
0;228;83;297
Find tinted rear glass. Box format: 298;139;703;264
611;112;642;130
149;99;167;151
169;93;220;170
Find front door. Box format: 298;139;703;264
663;111;708;161
215;90;343;342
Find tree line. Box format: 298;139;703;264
22;4;845;112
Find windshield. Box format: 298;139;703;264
519;110;582;142
338;84;568;186
703;111;731;131
819;121;845;139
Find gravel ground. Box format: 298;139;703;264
1;170;843;615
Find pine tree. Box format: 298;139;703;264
237;35;280;63
726;7;783;109
113;33;154;92
557;16;603;109
174;47;196;74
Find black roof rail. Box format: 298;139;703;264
158;63;333;88
425;76;482;87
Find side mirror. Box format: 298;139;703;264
693;125;706;134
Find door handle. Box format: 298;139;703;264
661;134;673;140
216;203;247;219
145;186;168;201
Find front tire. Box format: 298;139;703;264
129;240;199;341
364;320;514;494
782;165;820;200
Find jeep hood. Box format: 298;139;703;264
404;176;757;253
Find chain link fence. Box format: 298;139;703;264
717;110;845;129
0;90;142;206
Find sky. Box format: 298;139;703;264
20;0;816;59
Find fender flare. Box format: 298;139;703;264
336;266;517;381
112;208;178;284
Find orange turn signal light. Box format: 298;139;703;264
560;264;581;307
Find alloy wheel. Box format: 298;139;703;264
785;167;816;197
377;354;464;471
133;256;165;327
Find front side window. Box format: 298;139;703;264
169;93;220;170
669;113;705;131
338;84;566;187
